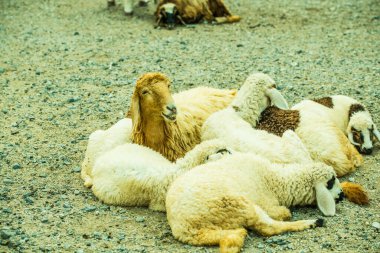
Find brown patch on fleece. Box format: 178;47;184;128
257;106;300;137
312;97;334;108
341;181;369;205
348;104;366;118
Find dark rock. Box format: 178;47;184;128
12;163;22;170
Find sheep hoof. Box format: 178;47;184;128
138;1;148;7
107;1;116;7
315;218;324;227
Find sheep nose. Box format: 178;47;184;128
362;147;373;155
337;192;344;203
166;104;177;114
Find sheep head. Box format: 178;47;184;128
131;72;177;129
231;73;289;126
347;107;378;155
156;3;182;30
314;168;343;216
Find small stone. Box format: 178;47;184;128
72;167;81;173
236;44;244;47
74;32;80;36
74;190;80;195
349;177;355;182
41;217;49;223
24;196;34;205
2;208;12;214
82;206;97;212
12;163;21;170
372;222;380;229
63;202;72;208
1;229;15;239
3;178;13;184
35;69;42;75
39;173;47;178
67;97;80;103
0;67;5;74
257;243;264;249
135;216;145;223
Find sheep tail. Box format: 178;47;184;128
192;228;247;253
214;15;241;24
341;181;369;205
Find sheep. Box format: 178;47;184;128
130;72;236;162
107;0;153;15
202;73;312;165
166;153;344;253
90;139;232;211
202;72;368;205
81;118;132;188
155;0;240;29
292;95;380;155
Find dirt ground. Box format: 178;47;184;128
0;0;379;252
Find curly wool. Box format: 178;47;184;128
90;139;231;212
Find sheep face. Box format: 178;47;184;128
132;73;177;124
315;175;343;216
156;3;179;30
347;112;379;155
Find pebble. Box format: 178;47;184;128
72;167;81;173
82;206;97;212
74;190;80;195
372;222;380;230
1;229;15;240
0;67;5;74
12;163;21;170
41;217;49;223
3;179;13;184
135;217;145;223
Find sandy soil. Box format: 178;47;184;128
0;0;379;252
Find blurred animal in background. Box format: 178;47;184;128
155;0;240;29
107;0;156;15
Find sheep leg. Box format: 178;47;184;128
107;0;116;7
191;228;247;253
247;205;323;236
340;181;369;205
123;0;134;15
263;205;292;221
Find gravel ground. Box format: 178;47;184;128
0;0;379;252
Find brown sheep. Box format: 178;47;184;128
155;0;240;29
130;72;236;162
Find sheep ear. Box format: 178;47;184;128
130;93;141;130
373;126;380;141
315;182;336;216
265;88;289;110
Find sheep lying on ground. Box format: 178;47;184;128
130;72;236;162
90;139;231;211
81;118;132;188
166;153;343;253
202;73;312;165
256;105;363;177
293;95;380;155
155;0;240;29
202;72;367;205
107;0;152;15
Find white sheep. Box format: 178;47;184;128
107;0;152;15
292;95;380;155
81;118;132;188
166;153;343;253
90;139;231;211
202;73;312;165
202;72;367;205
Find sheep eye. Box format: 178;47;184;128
142;90;149;95
326;176;335;190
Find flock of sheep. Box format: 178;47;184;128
107;0;240;29
80;72;378;253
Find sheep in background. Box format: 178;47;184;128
155;0;240;29
166;153;343;253
107;0;153;15
90;139;232;211
130;72;236;162
81;118;132;188
293;95;380;155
